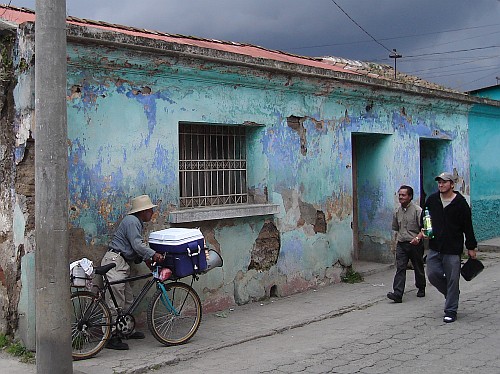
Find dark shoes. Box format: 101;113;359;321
105;331;144;350
128;331;145;339
387;292;402;303
106;336;129;350
443;313;457;323
387;289;424;301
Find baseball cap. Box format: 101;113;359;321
434;172;455;182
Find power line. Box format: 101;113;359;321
408;59;499;75
404;55;499;62
408;30;500;54
330;0;393;53
318;2;499;91
370;45;500;62
454;70;499;90
289;23;500;51
404;45;500;58
420;66;500;80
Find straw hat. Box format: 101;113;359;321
128;195;157;214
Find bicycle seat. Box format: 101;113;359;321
94;263;116;275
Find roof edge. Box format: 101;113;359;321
0;19;17;30
5;5;500;108
57;23;500;107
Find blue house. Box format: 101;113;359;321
1;5;499;348
468;84;500;240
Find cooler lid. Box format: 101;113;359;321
149;228;204;244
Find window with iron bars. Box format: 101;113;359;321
179;123;248;208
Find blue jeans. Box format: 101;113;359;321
426;249;461;315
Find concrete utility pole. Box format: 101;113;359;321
35;0;73;373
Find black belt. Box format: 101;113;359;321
108;248;133;262
108;248;125;257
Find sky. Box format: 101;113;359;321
6;0;500;92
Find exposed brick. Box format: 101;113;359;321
248;221;280;271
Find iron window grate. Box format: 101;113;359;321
179;123;248;208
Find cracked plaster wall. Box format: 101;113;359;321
2;24;475;343
468;88;500;241
0;28;36;338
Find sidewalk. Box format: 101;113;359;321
3;238;499;374
478;236;500;252
72;260;396;374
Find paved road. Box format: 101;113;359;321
169;255;500;374
2;252;499;374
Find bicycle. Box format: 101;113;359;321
70;262;202;360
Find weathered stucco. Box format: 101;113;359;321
2;19;492;349
0;24;48;344
468;88;500;241
0;29;35;336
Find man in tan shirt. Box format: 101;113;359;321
387;185;426;303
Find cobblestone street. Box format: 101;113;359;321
170;253;500;374
3;253;500;374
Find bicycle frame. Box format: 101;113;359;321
105;272;156;316
71;265;203;360
157;282;180;316
101;268;192;318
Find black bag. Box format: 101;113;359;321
460;257;484;281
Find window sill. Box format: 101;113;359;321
169;203;280;223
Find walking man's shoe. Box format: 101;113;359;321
417;288;425;297
106;336;129;350
443;313;457;323
387;292;402;303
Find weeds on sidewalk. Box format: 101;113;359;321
341;267;364;284
0;333;35;364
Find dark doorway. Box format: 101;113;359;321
352;133;393;263
419;138;452;207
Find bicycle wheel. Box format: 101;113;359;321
147;281;202;345
70;291;111;360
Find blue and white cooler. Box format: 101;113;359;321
149;228;207;278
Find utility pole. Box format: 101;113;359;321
389;49;402;80
35;0;73;373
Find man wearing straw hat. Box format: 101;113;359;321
101;194;164;350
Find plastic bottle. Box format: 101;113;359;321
423;208;434;239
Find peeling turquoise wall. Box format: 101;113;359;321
17;253;36;351
61;43;473;303
469;88;500;240
8;27;485;350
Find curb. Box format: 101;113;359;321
478;244;500;252
477;237;500;253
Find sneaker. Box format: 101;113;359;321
417;288;425;297
105;336;129;350
128;331;145;339
443;313;457;323
387;292;402;303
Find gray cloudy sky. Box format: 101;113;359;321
8;0;500;91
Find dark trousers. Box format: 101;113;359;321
392;241;426;297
